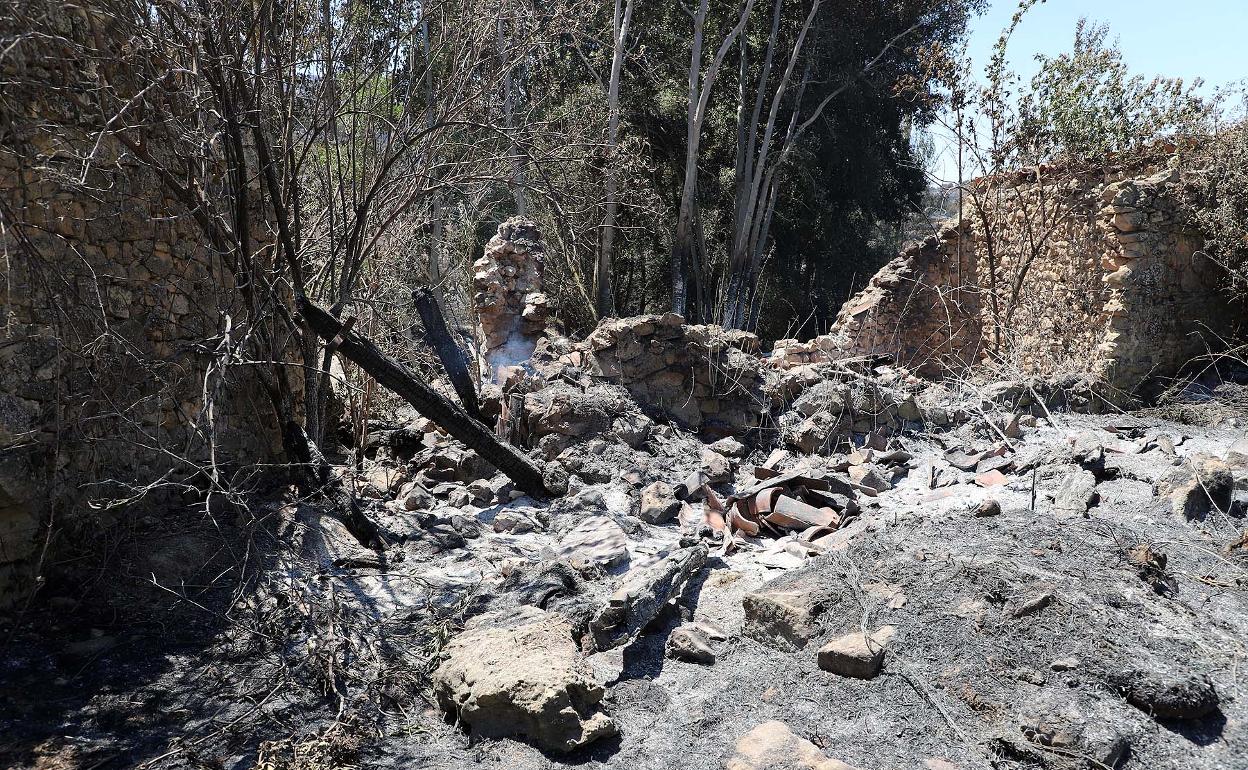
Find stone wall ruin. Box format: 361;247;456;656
473;218;550;383
783;152;1246;389
0;13;284;606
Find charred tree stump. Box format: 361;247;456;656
497;392;525;446
283;421;385;550
412;287;481;420
299;298;554;497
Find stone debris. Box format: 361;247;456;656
557;516;629;571
638;481;680;524
587;543;707;651
575;314;764;434
1157;455;1234;520
816;626;896;679
492;508;545;534
709;436;748;458
742;572;838;651
1052;467;1098;514
727;721;861;770
973;498;1002;517
665;621;727;665
432;607;616;752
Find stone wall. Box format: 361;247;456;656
800;152;1246;389
473;218;550;383
0;12;283;606
770;224;983;377
577;315;766;437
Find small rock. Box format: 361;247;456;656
493;509;543;534
1053;467;1097;514
709;436;748;458
1151;434;1177;456
425;522;466;550
611;413;652;448
816;626;895;679
848;464;890;492
973;499;1002;517
976;454;1014;475
1070;432;1106;468
1224;436;1248;468
398;481;435;511
726;721;861;770
1050;657;1080;671
945;448;987;471
466;479;494;504
1010;592;1054;618
665;622;723;664
702;450;735;484
557;516;629;571
638;481;680;524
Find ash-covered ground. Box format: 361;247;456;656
3;367;1247;770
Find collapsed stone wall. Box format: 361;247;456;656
579;315;766;436
802;151;1246;389
770;224;983;377
0;14;282;605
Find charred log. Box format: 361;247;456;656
412;287;481;420
299;298;554;497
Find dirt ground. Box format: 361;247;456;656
2;403;1246;770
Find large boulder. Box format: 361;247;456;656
432;608;616;752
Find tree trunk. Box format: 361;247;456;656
598;0;633;319
300;299;554;497
499;15;528;216
671;0;756;320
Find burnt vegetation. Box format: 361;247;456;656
1;1;1247;769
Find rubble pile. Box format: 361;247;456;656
12;222;1248;770
774;371;923;454
573;314;767;436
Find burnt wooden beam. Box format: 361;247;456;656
299;298;554;497
412;287;481;420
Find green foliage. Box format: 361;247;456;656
620;0;982;336
1016;19;1210;161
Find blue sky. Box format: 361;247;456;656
929;0;1247;180
964;0;1246;95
